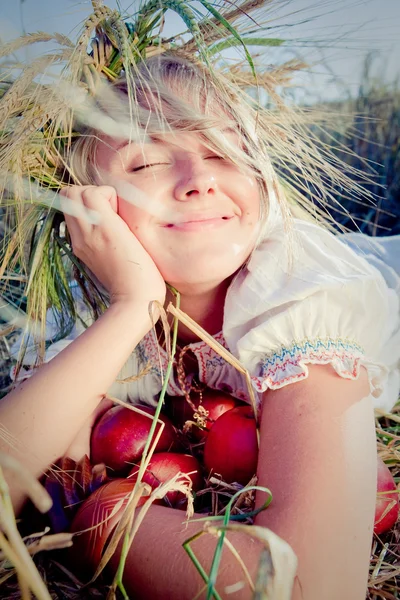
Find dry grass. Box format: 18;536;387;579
367;409;400;600
0;452;68;600
303;79;400;236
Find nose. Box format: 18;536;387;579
173;155;217;201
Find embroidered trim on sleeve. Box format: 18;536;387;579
252;337;365;391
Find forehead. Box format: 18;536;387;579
95;126;241;164
92;66;239;159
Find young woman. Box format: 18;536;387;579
0;7;399;599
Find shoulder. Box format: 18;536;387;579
223;219;399;411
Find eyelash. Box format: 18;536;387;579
132;155;224;172
131;163;167;172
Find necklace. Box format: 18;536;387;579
154;321;207;408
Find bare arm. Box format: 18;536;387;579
0;185;166;514
111;365;376;600
0;301;153;514
255;364;376;600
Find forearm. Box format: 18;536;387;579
257;467;375;600
0;301;153;513
108;504;264;600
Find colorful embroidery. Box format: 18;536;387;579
138;333;181;395
140;330;252;400
138;332;366;398
254;337;365;391
190;332;228;381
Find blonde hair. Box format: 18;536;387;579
68;51;286;229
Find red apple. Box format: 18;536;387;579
203;405;258;485
167;390;239;440
69;478;151;575
130;452;203;507
374;456;399;535
91;405;177;474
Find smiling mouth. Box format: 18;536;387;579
163;216;234;231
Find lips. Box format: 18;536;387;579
162;214;234;231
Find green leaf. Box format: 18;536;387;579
197;0;257;80
136;0;200;37
26;212;54;297
209;36;284;57
182;531;223;600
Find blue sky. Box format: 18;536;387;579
1;0;399;102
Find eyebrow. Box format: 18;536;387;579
115;127;239;153
115;138;146;152
115;134;161;152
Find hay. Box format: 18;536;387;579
367;408;400;600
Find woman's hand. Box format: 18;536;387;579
61;185;166;308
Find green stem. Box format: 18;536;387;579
115;289;181;595
182;531;223;600
182;487;272;600
206;486;272;600
189;486;273;524
117;575;129;600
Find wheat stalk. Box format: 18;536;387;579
182;0;271;53
0;52;69;122
0;32;73;62
67;5;114;85
0;457;54;600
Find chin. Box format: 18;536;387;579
164;264;243;295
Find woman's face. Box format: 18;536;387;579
95;128;261;291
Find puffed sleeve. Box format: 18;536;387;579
223;218;400;412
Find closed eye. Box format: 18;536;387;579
131;163;169;172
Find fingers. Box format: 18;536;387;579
57;185;165;304
60;186;98;226
60;185;118;259
80;185;118;215
60;185;117;229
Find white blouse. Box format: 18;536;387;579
11;217;400;413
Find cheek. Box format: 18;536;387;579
239;177;261;222
117;200;162;263
117;199;145;232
